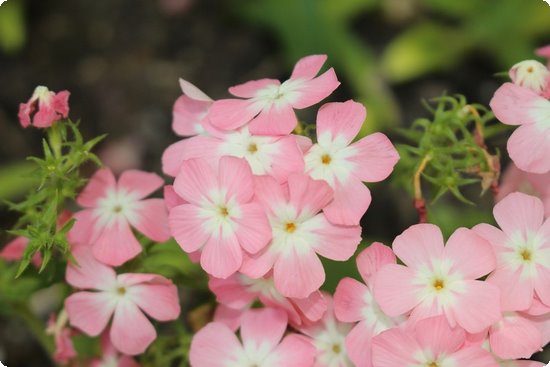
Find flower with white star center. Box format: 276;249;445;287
474;192;550;312
304;100;399;226
373;224;501;334
240;173;361;298
190;308;316;367
71;168;170;266
169;156;272;279
207;54;340;135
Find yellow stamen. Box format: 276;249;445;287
433;279;445;291
286;222;296;233
117;287;126;295
520;249;532;261
219;207;229;217
247;143;258;153
321;154;332;165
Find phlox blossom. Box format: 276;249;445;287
304;100;399;225
474;192;550;311
190;308;315;367
334;242;406;367
18;85;70;128
64;246;180;355
169;156;272;278
71;168;170;266
172;78;215;137
240;173;362;298
509;60;550;96
490;82;550;173
46;311;77;365
371;316;498;367
207;54;340;135
373;224;501;333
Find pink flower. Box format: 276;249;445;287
190;308;316;367
90;332;140;367
473;192;550;311
241;173;362;298
207;55;340;135
64;246;180;355
334;243;406;367
172;79;215;137
46;311;77;365
162;126;306;181
508;60;550;95
299;294;354;367
490;82;550;173
486;312;543;360
497;163;550;217
71;168;170;266
0;236;42;268
371;316;498;367
209;272;327;327
373;224;501;333
168;156;272;278
304;100;399;225
18;85;70;128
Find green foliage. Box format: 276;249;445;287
0;0;26;53
4;120;105;276
395;94;500;206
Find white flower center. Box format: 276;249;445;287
501;230;550;279
511;60;550;94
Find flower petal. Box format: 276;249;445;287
93;219;142;267
77;169;116;208
392;223;444;268
507;124;550;174
444;228;496;279
118;170;164;200
228;78;280;98
127;281;180;321
189;323;243;366
290;54;327;80
316;100;366;146
241;308;287;352
110;300;157;355
334;277;369;322
173;158;218;206
66;245;117;290
208;98;263;131
274;246;324;298
65;292;116;336
233;203;272;255
169;204;211;253
356;242;396;285
128;199;171;242
493;192;544;237
348;133;400;182
200;232;243;279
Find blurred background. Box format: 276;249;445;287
0;0;549;365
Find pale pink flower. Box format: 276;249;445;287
162;126;306;181
46;311;77;365
90;332;140;367
18;85;70;128
0;236;42;268
371;316;498;367
172;78;215;137
474;192;550;311
373;224;501;333
209;272;327;327
299;294;354;367
190;308;316;367
509;60;550;95
169;156;272;278
71;168;170;266
64;246;180;355
490;82;550;173
240;173;362;298
498;163;550;217
304;100;399;225
207;55;340;135
333;243;406;367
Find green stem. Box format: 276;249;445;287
47;122;63;159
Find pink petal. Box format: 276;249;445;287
70;209;100;245
494;192;544;237
93;219;143;267
200;233;242;279
173;158;218;205
534;266;550;307
66;245;117;290
252;175;287;212
290;54;327;80
450;346;499;367
274;246;325;298
189;323;243;366
161;140;187;177
472;223;508;251
172;95;211;136
52;90;70;118
334;277;369;322
209;275;255;309
169;204;211;253
179;78;213;102
0;236;42;268
248;104;298;136
77;169;116;208
490;82;543;126
447;280;501;333
163;185;186;211
213;304;245;332
287;173;333;217
267;334;316;367
356;242;396;285
490;313;542;359
508;124;550;174
228;78;280;98
487;267;534;312
128;199;171;242
65;292;116;336
208;98;263;131
33;103;60;128
118;170;164;200
239;246;278;279
392;223;444;268
349;133;400;182
373;264;418;316
128;282;180;321
414;316;465;356
291;68;340;109
110;300;157;355
310;215;361;261
322;178;371;226
371;327;420;366
290;290;328;324
218;156;254;203
444;228;496;279
234;203;272;254
241;308;287;351
345;322;375;367
268;135;306;183
316;100;366;146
